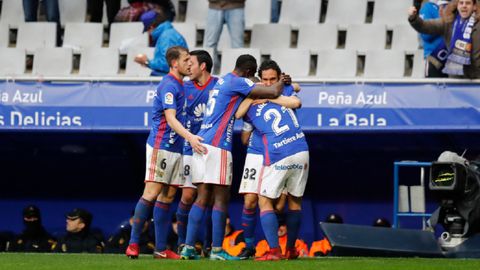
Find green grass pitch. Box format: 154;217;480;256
1;253;480;270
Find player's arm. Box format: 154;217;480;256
235;98;253;119
240;121;254;146
248;74;292;99
164;109;205;153
268;95;302;109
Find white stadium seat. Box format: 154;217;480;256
0;48;26;76
364;50;406;78
59;0;87;26
125;47;155;77
345;24;387;52
251;24;291;54
270;49;311;77
79;48;119;76
63;23;104;53
279;0;321;29
109;22;147;54
0;0;25;28
373;0;411;28
297;24;338;52
325;0;368;27
33;48;73;76
16;22;57;54
316;50;357;78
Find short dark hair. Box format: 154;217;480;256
235;54;257;77
258;60;282;79
190;50;213;73
166;46;189;68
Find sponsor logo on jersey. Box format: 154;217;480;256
193;103;206;117
244;78;254;87
165;92;174;105
274;164;304;170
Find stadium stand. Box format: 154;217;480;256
250;23;291;54
325;0;368;28
345;24;387;52
297;24;338;53
185;0;209;29
391;24;421;52
245;0;271;29
372;0;411;28
270;48;311;77
220;48;261;76
0;0;25;28
16;22;57;54
0;48;26;76
32;47;73;76
125;46;155;77
412;50;426;78
58;0;87;26
316;49;357;78
363;50;406;78
172;22;197;49
278;0;321;29
79;48;119;76
109;22;147;54
0;23;8;47
62;23;104;53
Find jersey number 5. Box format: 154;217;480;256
205;89;219;117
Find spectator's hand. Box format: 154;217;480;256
408;6;418;17
134;54;148;66
281;73;292;85
252;99;269;105
188;134;205;154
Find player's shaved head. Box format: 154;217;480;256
234;54;258;78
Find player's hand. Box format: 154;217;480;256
281;73;292;85
408;6;417;17
134;54;148;66
252;99;269;105
188;135;205;154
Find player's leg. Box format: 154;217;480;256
240;193;258;256
176;187;196;248
152;184;180;259
203;195;214;256
257;195;282;261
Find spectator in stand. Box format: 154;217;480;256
135;8;187;76
204;0;245;51
309;213;343;257
255;214;309;258
114;0;146;22
409;0;480;78
88;0;121;26
146;0;176;22
271;0;280;23
104;212;155;254
23;0;60;45
9;205;56;252
419;0;450;77
53;208;104;253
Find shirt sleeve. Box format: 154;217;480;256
283;84;294;96
242;121;253;132
160;85;177;110
232;77;256;96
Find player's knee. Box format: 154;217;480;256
243;195;258;209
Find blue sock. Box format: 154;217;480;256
176;201;192;246
286;210;302;248
241;207;256;249
212;206;227;248
203;206;213;249
153;201;171;251
129;197;153;245
185;203;205;247
260;210;279;249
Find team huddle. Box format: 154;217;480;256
126;46;310;261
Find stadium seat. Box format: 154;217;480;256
279;0;321;29
270;49;311;77
185;0;209;29
172;22;197;49
250;24;291;54
59;0;87;26
412;50;426;78
372;0;411;28
364;50;406;78
245;0;271;29
0;0;25;28
220;48;261;76
391;24;421;52
125;47;155;77
109;22;147;54
0;48;26;76
32;48;73;76
316;50;357;78
0;24;9;47
63;23;104;53
297;24;338;52
16;22;57;54
345;24;387;52
325;0;368;28
79;48;119;76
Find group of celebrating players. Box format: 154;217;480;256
125;45;310;261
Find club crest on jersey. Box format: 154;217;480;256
165;92;174;105
244;78;254;87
